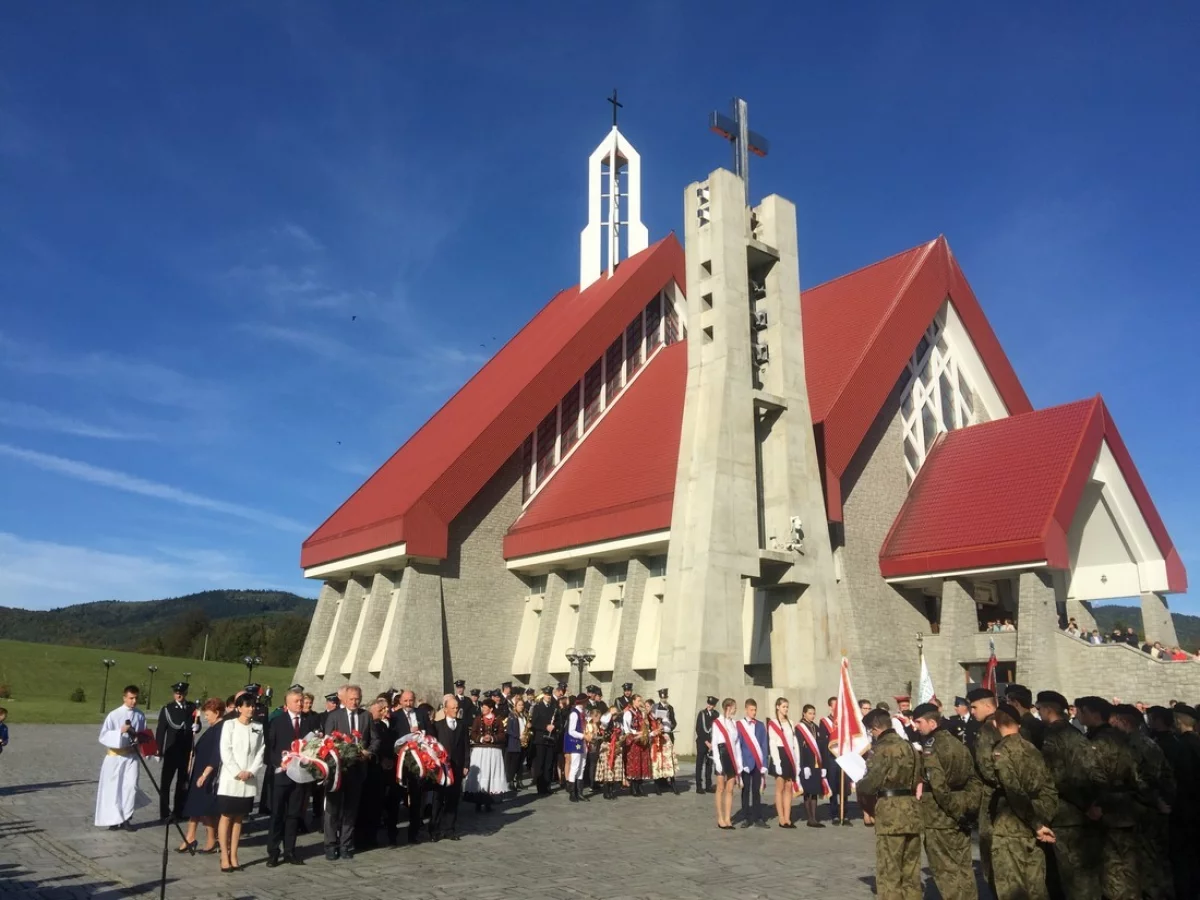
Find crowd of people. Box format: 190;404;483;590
1063;620;1198;661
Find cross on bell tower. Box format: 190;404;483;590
709;97;770;206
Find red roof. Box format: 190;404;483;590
503;342;686;559
802;236;1032;520
301;236;685;568
879;397;1187;591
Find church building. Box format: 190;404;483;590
293;104;1193;749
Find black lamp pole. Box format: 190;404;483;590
100;659;117;713
242;655;261;682
565;647;595;696
146;665;159;708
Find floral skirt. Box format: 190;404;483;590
466;746;507;796
595;739;625;783
650;739;678;779
624;740;651;780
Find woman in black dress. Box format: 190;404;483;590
796;704;826;828
177;698;224;853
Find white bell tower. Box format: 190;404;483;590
579;90;648;290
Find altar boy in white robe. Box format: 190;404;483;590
95;685;148;830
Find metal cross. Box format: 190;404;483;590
608;89;623;127
709;97;769;205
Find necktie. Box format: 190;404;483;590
292;715;300;740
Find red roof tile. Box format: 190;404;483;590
879;397;1186;591
802;235;1032;520
503;342;686;559
301;236;685;568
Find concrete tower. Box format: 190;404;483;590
658;100;841;748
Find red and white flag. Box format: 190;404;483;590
982;640;998;692
834;657;870;782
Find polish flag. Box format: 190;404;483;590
834;657;869;782
982;640;998;693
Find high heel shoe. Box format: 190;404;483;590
175;840;196;853
199;845;219;854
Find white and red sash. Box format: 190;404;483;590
736;719;765;774
797;722;832;797
713;717;740;776
820;715;836;741
767;719;801;792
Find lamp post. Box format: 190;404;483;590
242;655;262;683
146;665;159;708
100;659;117;713
564;647;595;696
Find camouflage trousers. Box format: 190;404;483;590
1101;827;1140;900
874;833;922;900
1137;814;1173;900
923;827;977;900
1051;824;1102;900
979;798;996;895
992;830;1048;900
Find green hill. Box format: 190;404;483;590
1090;604;1200;651
0;589;316;667
0;638;296;724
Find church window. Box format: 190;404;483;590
582;361;602;428
535;411;556;483
521;435;534;500
604;336;624;402
528;574;547;596
625;313;644;380
645;292;663;353
664;297;680;345
900;318;981;482
560;381;581;456
604;560;628;584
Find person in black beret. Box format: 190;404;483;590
695;696;719;794
966;687;1000;892
155;681;197;822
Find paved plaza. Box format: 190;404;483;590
0;725;961;900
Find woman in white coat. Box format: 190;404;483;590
217;693;265;873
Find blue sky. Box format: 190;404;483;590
1;4;1197;614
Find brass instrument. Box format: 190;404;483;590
520;716;532;749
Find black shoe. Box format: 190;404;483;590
447;833;461;841
324;849;338;861
739;820;752;828
807;821;826;828
830;817;842;825
695;788;704;795
284;855;304;865
266;856;282;868
578;785;591;802
842;819;855;827
108;825;121;832
755;820;770;829
341;850;354;861
707;786;716;793
120;820;135;832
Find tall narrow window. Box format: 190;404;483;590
645;292;663;353
899;319;980;482
604;336;624;403
535;410;556;484
664;297;680;345
625;314;644;380
521;435;534;501
582;360;602;429
559;381;581;457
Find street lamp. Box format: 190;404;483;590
242;655;262;682
564;647;595;696
100;659;117;713
146;665;159;708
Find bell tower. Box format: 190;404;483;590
659;99;841;747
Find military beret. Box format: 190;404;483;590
622;682;633;691
1074;696;1113;718
658;688;669;698
706;695;718;705
324;692;339;703
453;679;465;688
953;696;968;708
1035;690;1069;711
994;702;1022;725
1112;704;1143;723
966;688;995;703
171;682;189;693
1003;684;1032;706
911;703;939;720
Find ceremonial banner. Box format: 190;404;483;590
982;639;998;692
916;651;936;705
833;657;869;783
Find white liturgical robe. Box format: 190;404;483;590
94;704;149;827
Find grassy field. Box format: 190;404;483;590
0;639;295;725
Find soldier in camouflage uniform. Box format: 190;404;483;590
1004;684;1045;750
1076;696;1141;900
968;687;1000;895
990;703;1059;900
858;708;924;900
912;703;980;900
1111;704;1175;900
1035;690;1103;900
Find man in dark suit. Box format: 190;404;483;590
266;687;318;866
154;681;197;821
431;694;470;841
390;689;434;843
321;685;371;861
530;687;558;795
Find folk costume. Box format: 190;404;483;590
649;715;679;791
594;713;626;797
95;703;149;828
465;709;507;808
622;705;652;792
564;700;590;802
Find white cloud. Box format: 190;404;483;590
0;443;307;534
274;222;324;253
0;399;156;441
0;533;293;609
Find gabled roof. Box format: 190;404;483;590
301;236;685;568
802;236;1032;520
503;342;686;560
879;397;1187;591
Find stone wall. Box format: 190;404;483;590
1052;632;1200;702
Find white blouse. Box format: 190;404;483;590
767;717;800;772
710;715;742;776
218;719;265;799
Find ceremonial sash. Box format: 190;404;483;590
820;715;836;742
766;719;801;792
712;717;739;776
736;720;765;773
797;723;831;797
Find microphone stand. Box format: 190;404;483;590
127;721;194;900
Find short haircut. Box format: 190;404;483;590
859;698;871;707
123;685;140;696
863;708;891;731
0;707;8;717
201;697;224;716
235;693;256;707
286;688;304;701
342;684;362;697
442;693;456;705
744;698;758;708
827;696;837;705
225;694;236;707
721;698;737;713
802;704;815;714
